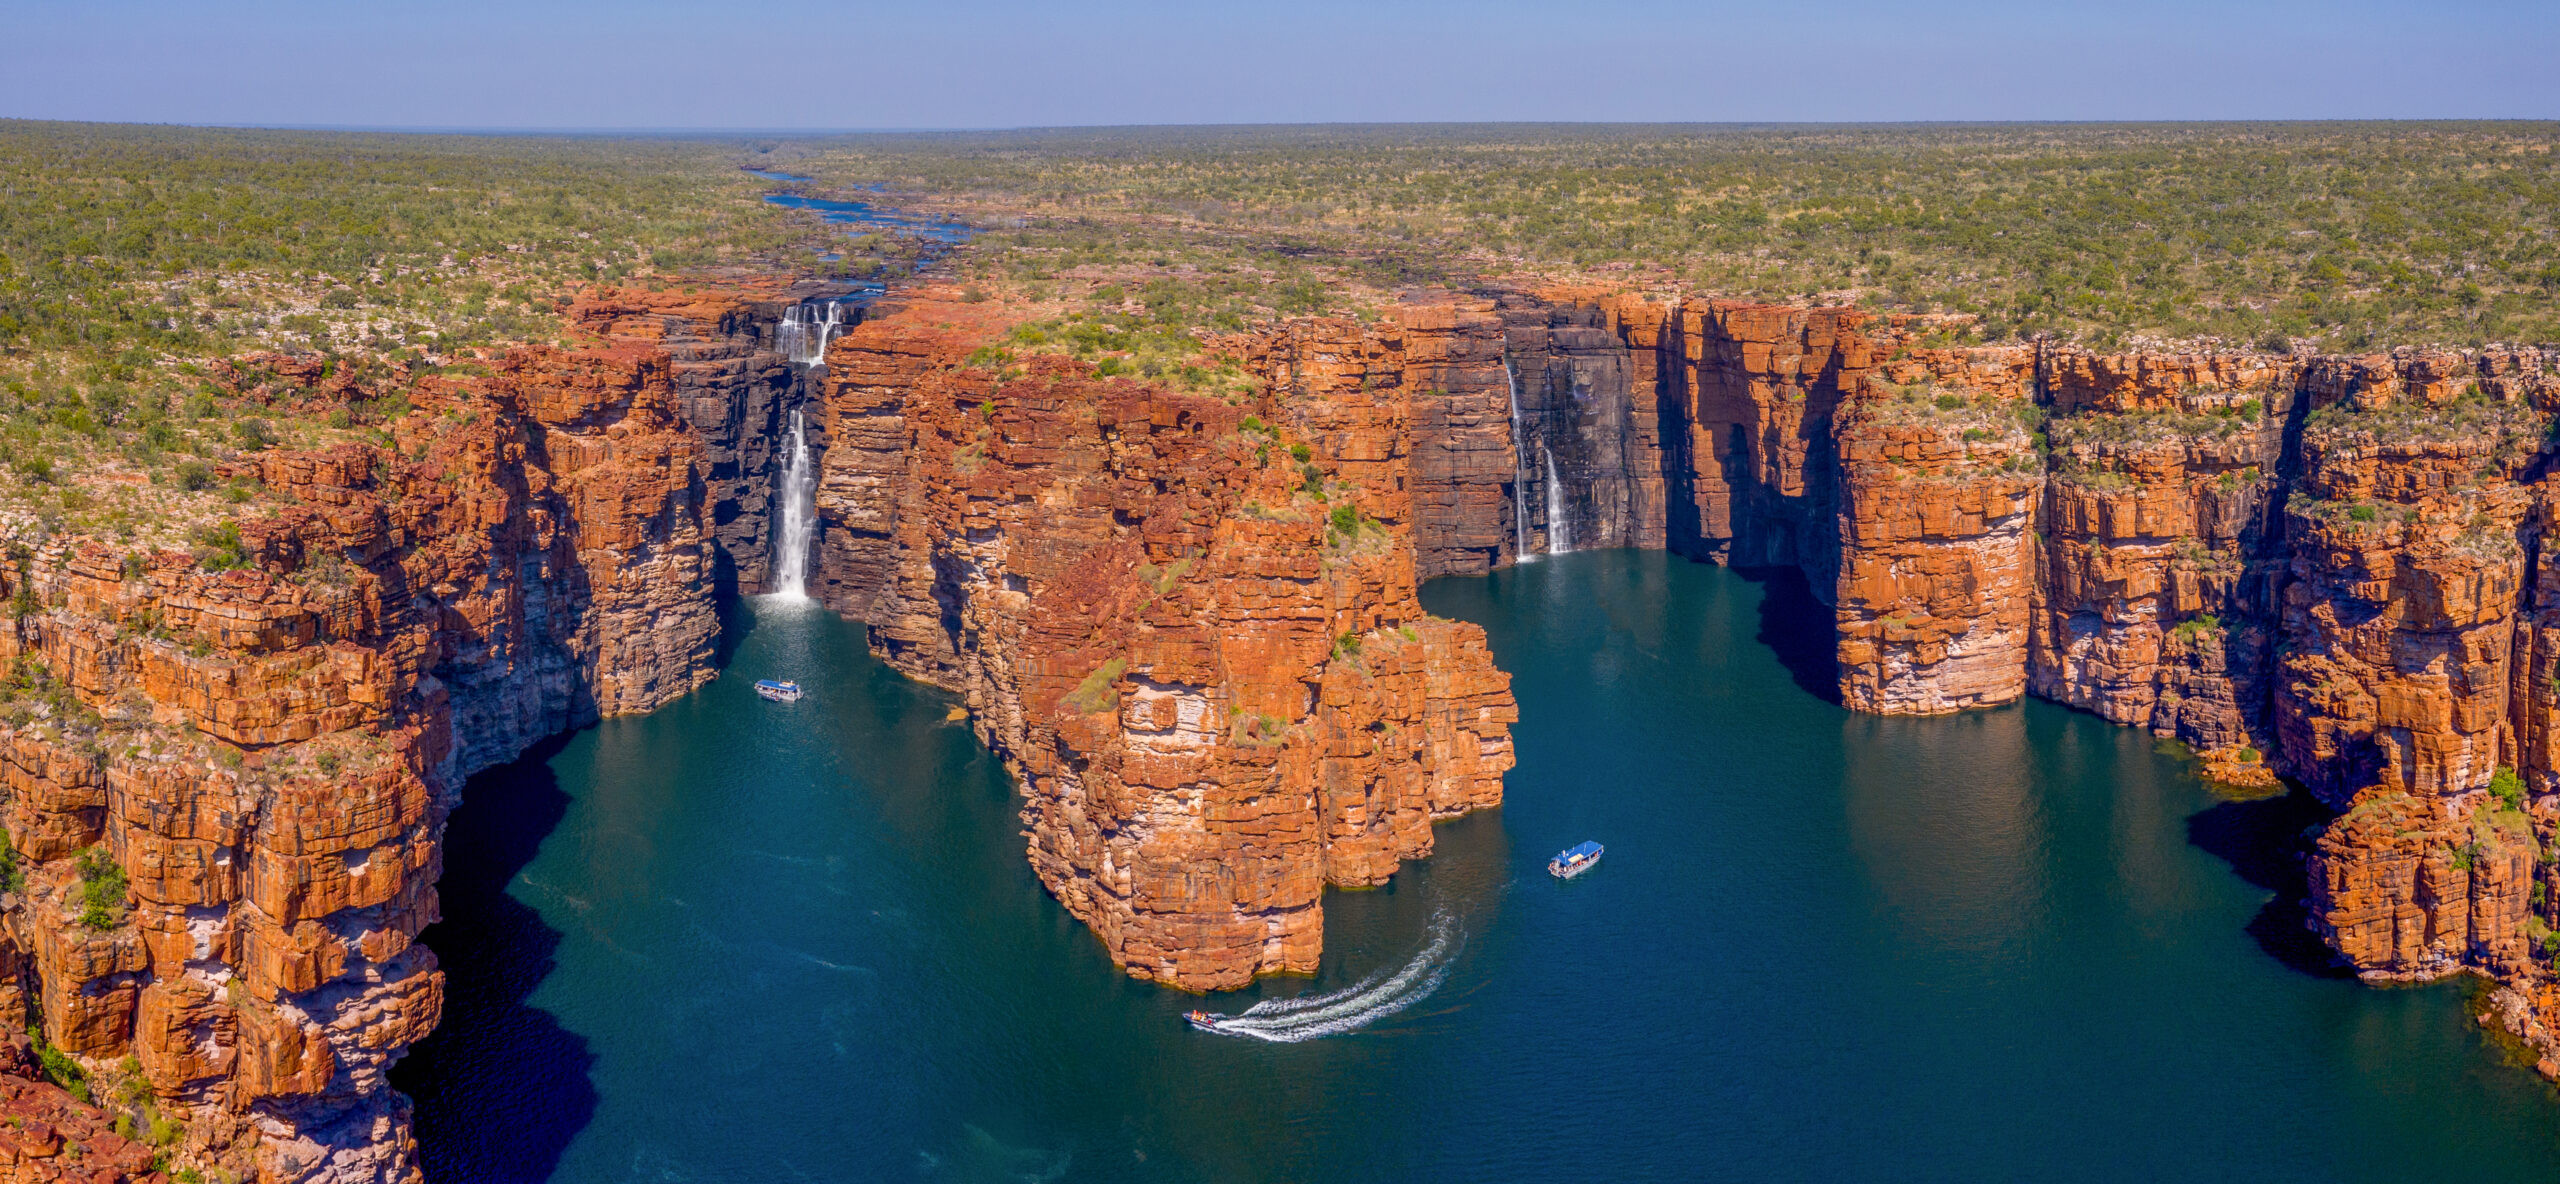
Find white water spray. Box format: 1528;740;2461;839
771;408;816;600
1197;912;1457;1042
776;300;845;368
1543;443;1571;555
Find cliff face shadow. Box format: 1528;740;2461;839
2186;785;2355;980
391;732;598;1183
712;592;763;668
1733;564;1841;706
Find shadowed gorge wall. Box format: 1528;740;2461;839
800;279;2560;1086
1355;286;2560;1082
0;283;843;1183
7;258;2559;1184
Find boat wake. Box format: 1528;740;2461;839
1199;911;1457;1042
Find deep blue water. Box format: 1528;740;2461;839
395;552;2560;1182
761;191;972;244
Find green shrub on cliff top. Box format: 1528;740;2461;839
2169;615;2223;644
1062;657;1128;715
74;845;127;931
31;1033;85;1100
2491;765;2527;811
790;121;2560;348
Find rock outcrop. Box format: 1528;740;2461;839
815;294;1516;988
564;284;851;598
1830;344;2040;714
1496;291;1673;558
13;241;2560;1184
0;275;1504;1176
0;282;838;1182
1430;292;2560;1078
0;1030;169;1182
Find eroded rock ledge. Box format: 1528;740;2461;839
0;280;1524;1179
6;270;2557;1181
1166;286;2560;1079
812;294;1516;988
0;283;812;1182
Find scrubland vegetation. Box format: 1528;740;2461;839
4;119;2557;564
0;121;853;545
781;122;2560;349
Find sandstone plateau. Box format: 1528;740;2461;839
813;294;1516;987
5;267;2560;1182
0;282;818;1182
0;279;1525;1180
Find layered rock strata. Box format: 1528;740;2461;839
15;244;2560;1184
1830;344;2041;713
0;283;830;1181
564;285;860;597
1496;291;1673;558
1399;290;2560;1076
816;294;1517;988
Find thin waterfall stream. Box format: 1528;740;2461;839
1542;443;1570;554
400;551;2560;1182
771;407;816;600
767;297;840;601
1505;357;1532;558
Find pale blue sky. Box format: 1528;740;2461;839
3;0;2554;129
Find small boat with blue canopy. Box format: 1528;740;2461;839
1549;841;1603;879
754;679;805;703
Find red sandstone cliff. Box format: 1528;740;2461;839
1831;343;2041;714
814;294;1516;988
1420;294;2560;1076
0;277;1511;1174
0;287;799;1181
12;250;2560;1184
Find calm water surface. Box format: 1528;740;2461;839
395;551;2560;1181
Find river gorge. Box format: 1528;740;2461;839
3;268;2560;1181
394;553;2560;1182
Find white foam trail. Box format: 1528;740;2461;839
1199;911;1456;1042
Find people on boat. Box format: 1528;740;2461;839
1549;840;1604;876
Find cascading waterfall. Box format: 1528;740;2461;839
1542;444;1570;555
776;300;846;368
768;298;838;599
1505;357;1533;559
770;408;817;600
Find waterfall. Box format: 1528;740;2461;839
1543;443;1570;555
1505;357;1532;559
771;408;817;600
777;305;808;364
777;300;845;368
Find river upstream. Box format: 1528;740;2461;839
393;550;2560;1182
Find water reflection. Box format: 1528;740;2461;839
1842;707;2052;962
401;553;2560;1183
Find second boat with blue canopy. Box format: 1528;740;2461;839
1549;841;1603;879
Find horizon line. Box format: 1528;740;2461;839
7;115;2560;139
